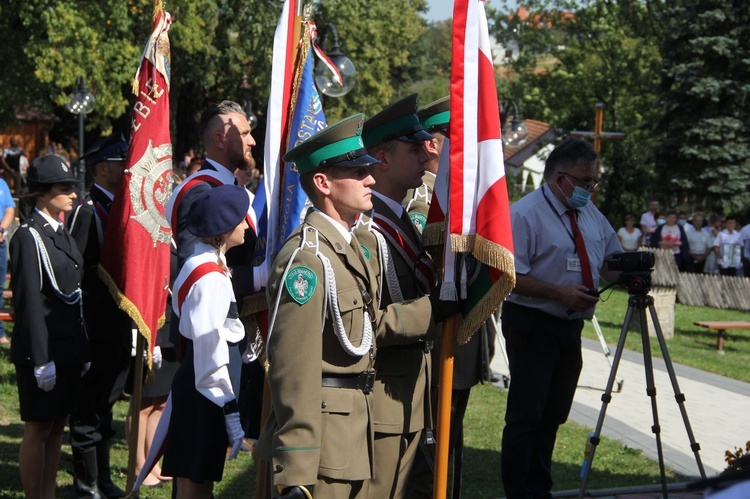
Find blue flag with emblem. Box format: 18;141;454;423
253;46;327;264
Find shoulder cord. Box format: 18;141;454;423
28;228;82;305
374;228;403;303
267;225;372;357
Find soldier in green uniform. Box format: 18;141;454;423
358;95;447;499
255;114;440;499
403;96;449;234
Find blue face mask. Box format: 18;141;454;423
559;174;592;209
566;186;591;209
657;218;666;225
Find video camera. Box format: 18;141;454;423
606;251;654;295
606;251;655;273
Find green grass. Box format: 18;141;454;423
3;288;742;498
584;288;750;382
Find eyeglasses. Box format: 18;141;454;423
561;172;600;192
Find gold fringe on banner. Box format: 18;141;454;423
449;233;474;253
153;0;164;22
423;220;446;247
98;265;166;371
457;271;515;345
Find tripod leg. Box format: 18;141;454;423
647;302;707;479
591;315;624;392
578;304;634;499
636;299;670;499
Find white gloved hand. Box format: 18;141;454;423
81;362;91;377
34;361;56;392
224;410;245;460
152;346;163;370
241;343;257;364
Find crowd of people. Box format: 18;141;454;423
619;200;750;277
3;93;750;499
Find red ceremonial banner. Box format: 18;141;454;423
98;8;173;354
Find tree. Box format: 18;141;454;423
312;0;429;122
490;0;664;222
655;0;750;218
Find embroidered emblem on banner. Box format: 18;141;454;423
129;141;174;245
285;266;317;305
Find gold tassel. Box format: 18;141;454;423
153;0;164;22
456;272;516;345
423;220;446;247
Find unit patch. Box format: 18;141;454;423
410;212;427;234
285;266;317;305
360;244;371;260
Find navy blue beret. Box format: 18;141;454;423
186;184;250;238
81;132;129;167
27;155;77;185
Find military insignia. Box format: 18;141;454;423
285;266;317;305
410;212;427;234
360;244;371;260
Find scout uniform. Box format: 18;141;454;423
403;96;449;234
360;95;439;499
162;185;249;485
255;115;433;499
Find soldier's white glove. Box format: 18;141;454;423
224;410;244;460
34;361;56;392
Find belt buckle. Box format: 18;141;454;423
363;369;376;394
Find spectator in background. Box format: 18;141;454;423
741;220;750;278
703;213;724;274
3;137;27;195
0;177;15;346
677;211;689;228
651;211;690;271
713;214;743;276
686;214;713;273
640;199;659;246
617;215;642;251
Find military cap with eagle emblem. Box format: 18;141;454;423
417;96;450;134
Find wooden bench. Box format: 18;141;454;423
694;321;750;352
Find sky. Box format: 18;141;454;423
422;0;509;22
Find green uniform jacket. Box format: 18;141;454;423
256;211;432;486
403;171;436;234
357;196;435;436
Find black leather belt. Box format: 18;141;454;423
321;371;376;394
382;341;433;353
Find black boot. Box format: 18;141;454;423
72;448;104;499
95;441;126;498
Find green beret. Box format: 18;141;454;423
418;96;450;133
283;114;379;174
362;94;434;148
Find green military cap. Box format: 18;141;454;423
363;94;434;148
283;114;379;174
418;96;450;133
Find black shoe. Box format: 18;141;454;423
96;442;126;498
72;448;104;499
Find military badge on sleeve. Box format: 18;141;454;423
360;244;371;260
285;266;317;305
410;212;427;234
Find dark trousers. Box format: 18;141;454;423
70;336;131;450
501;302;584;499
720;267;738;277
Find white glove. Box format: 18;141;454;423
224;410;244;460
81;362;91;377
152;346;163;370
717;258;725;268
241;343;257;364
34;361;56;392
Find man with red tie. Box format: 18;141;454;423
501;138;621;499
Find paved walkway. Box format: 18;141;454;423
490;331;750;482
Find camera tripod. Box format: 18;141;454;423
578;280;707;499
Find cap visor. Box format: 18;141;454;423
335;153;380;168
397;129;434;142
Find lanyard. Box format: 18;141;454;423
541;186;577;248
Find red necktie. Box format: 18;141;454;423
567;210;595;290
